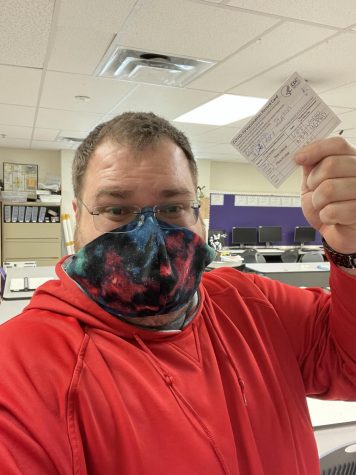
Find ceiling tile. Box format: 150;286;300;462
230;32;356;99
337;110;356;129
118;0;278;60
331;106;354;115
0;104;35;127
40;72;136;113
32;128;60;141
48;27;114;75
0;138;31;149
108;84;217;120
58;130;89;139
56;0;137;30
193;143;237;155
195;151;246;162
194;126;241;142
170;122;218;138
189;21;334;92
320;82;356;108
31;140;73;150
226;0;356;28
0;125;32;140
0;0;53;67
0;65;42;107
36;109;103;131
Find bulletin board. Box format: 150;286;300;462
209;192;321;246
3;162;38;199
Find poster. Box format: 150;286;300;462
3;162;38;199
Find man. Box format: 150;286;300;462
0;111;356;474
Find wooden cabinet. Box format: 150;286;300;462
1;202;62;266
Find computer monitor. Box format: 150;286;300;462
231;227;258;247
294;226;316;247
258;226;282;247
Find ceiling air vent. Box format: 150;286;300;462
58;136;83;144
96;48;215;87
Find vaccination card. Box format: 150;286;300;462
231;72;341;188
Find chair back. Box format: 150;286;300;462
281;249;299;263
241;249;266;264
300;251;324;263
320;443;356;475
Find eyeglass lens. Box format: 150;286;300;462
92;202;199;233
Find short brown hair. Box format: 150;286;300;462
72;111;197;198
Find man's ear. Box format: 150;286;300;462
72;198;79;221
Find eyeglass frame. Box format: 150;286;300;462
77;198;201;233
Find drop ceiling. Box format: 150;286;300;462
0;0;355;161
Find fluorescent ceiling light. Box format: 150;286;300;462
174;94;267;126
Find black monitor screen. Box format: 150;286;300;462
294;226;316;244
258;226;282;245
231;227;257;246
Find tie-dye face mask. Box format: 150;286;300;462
65;213;216;318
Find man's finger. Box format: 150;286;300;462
306;155;356;191
294;136;356;166
311;177;356;211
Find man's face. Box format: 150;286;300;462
73;138;204;249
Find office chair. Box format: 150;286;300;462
320;443;356;475
281;249;299;263
300;251;324;263
240;249;266;264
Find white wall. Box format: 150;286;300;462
196;159;212;196
208;160;303;194
60;149;75;218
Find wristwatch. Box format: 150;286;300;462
322;238;356;269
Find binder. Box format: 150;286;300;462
18;205;26;223
38;206;46;223
11;206;19;223
4;205;11;223
25;206;32;223
31;206;38;223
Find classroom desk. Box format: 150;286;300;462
0;299;29;324
245;262;330;287
3;266;57;300
225;245;324;258
1;266;57;324
207;255;244;269
308;398;356;457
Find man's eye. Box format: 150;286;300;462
161;204;184;214
101;206;130;217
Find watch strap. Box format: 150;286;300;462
322;238;356;269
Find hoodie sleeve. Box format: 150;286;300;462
248;263;356;400
0;312;83;475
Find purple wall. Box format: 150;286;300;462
209;194;321;246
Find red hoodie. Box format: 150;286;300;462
0;258;356;475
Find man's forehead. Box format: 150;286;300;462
92;137;174;156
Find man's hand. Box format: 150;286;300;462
294;136;356;255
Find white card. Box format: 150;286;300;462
231;72;341;188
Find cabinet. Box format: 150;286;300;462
1;202;62;266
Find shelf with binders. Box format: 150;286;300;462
1;202;62;266
2;202;60;224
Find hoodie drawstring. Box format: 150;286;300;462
204;302;248;407
133;333;231;475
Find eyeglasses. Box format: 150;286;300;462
78;199;201;233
